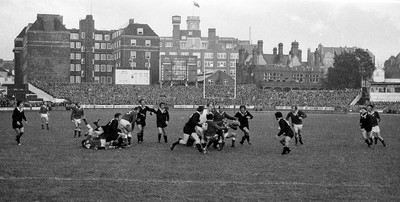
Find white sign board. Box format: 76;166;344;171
115;69;150;85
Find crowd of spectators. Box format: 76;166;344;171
30;80;361;110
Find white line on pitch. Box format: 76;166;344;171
0;176;391;188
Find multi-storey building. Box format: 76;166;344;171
160;15;249;84
112;19;160;85
238;40;324;90
13;14;159;86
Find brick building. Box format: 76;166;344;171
13;14;70;84
160;15;251;82
238;40;324;90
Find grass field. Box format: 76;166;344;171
0;109;399;201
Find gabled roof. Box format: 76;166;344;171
16;26;27;38
124;23;158;36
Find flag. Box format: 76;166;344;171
194;1;200;7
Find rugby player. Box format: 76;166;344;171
154;102;170;143
120;107;139;145
234;105;253;145
285;105;307;145
367;105;386;147
71;102;84;138
39;102;49;130
275;112;294;155
135;99;156;144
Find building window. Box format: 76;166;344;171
70;64;75;71
223;79;228;86
169;52;177;55
205;53;213;59
145;40;151;46
95;34;103;41
81;59;85;64
107;65;112;72
230;61;236;67
230;70;235;76
217;53;227;59
192;52;201;58
188;31;193;36
205;61;213;67
101;65;106;72
81;32;85;39
75;53;81;60
180;42;186;49
70;76;75;83
226;43;233;49
94;76;100;83
160;52;166;56
101;76;106;83
75;76;81;83
197;61;201;67
181;52;189;56
70;42;75;48
107;54;112;60
70;33;79;40
145;52;151;59
70;53;75;60
101;54;106;60
76;64;81;71
131;39;136;46
201;42;208;49
94;43;100;49
131;62;136;68
230;53;239;59
107;43;111;49
137;28;143;35
165;42;173;47
94;54;100;60
94;64;100;72
76;42;81;49
81;46;85;52
217;61;226;67
104;35;110;41
181;36;187;40
107;77;112;84
145;62;151;69
208;79;213;85
101;43;106;49
130;51;136;58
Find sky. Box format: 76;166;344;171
0;0;399;66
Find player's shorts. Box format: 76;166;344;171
179;133;201;145
239;124;249;130
12;121;23;129
136;120;146;127
120;119;132;131
40;113;49;121
371;126;380;133
73;118;82;125
293;124;303;133
157;122;167;128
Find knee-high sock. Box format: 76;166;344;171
196;143;204;153
163;135;168;143
158;133;161;142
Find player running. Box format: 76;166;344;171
234;105;253;145
360;107;373;147
212;105;238;148
170;106;206;153
71;102;84;138
12;101;27;145
367;104;386;147
275;112;294;155
285;105;307;145
39;101;50;130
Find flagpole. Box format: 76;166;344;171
234;59;237;99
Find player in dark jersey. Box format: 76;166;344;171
367;104;386;147
360;107;373;147
170;106;206;153
275;112;294;155
234;105;253;145
203;113;226;152
12;101;27;145
155;102;170;143
98;113;126;149
39;102;49;130
212;105;238;148
71;102;84;138
285;105;307;145
135;99;156;144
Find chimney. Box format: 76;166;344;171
273;47;277;55
129;19;135;24
208;28;216;48
172;15;181;41
278;43;283;56
257;40;263;55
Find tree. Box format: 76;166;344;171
326;49;375;89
